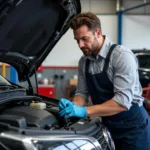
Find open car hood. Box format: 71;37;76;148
0;0;81;81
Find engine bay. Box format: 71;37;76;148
0;95;98;131
0;95;115;150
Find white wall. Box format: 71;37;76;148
122;15;150;49
43;15;117;66
43;15;150;66
80;0;116;14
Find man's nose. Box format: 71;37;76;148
78;40;85;48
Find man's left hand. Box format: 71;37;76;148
59;104;87;119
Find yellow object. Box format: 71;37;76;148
29;102;46;110
2;63;6;77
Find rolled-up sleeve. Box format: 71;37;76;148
112;51;138;110
75;57;89;100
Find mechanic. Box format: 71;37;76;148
59;12;149;150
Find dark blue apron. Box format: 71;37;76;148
85;44;149;150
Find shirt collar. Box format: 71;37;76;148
85;36;113;61
98;36;113;59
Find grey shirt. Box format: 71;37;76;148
75;36;144;110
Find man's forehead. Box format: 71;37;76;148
74;27;92;39
74;32;90;40
74;25;89;33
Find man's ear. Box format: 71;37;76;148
95;29;101;38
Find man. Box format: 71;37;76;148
59;12;149;150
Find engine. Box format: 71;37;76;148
1;106;58;128
0;103;115;150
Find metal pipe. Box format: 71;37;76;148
117;11;123;45
123;2;150;13
10;66;18;84
116;0;123;45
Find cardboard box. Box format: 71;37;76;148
69;79;77;86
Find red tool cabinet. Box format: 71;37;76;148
38;84;55;98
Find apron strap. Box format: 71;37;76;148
85;44;117;78
103;44;117;72
85;58;90;74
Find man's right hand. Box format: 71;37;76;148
59;98;74;110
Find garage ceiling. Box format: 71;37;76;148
80;0;150;14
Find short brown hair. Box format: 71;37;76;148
70;12;101;32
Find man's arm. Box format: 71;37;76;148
73;51;136;117
72;96;127;117
86;99;127;117
73;95;86;106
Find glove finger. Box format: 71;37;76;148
64;108;75;118
65;101;70;107
59;103;65;110
64;107;74;117
59;111;65;117
59;106;73;117
59;109;68;117
65;101;73;107
60;99;66;108
61;99;72;108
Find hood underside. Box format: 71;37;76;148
0;0;81;81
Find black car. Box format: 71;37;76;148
0;0;115;150
133;49;150;88
133;50;150;115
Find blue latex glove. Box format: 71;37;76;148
59;104;87;118
59;98;74;110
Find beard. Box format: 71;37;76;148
81;38;99;56
91;38;100;56
82;48;92;56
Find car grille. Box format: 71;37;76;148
93;128;109;150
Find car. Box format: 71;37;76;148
0;0;115;150
133;49;150;88
133;49;150;116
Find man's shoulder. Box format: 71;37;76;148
110;44;137;66
112;45;134;58
110;45;138;68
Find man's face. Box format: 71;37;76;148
74;25;101;56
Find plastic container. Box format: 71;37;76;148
29;102;46;110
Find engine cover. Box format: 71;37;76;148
2;106;57;128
